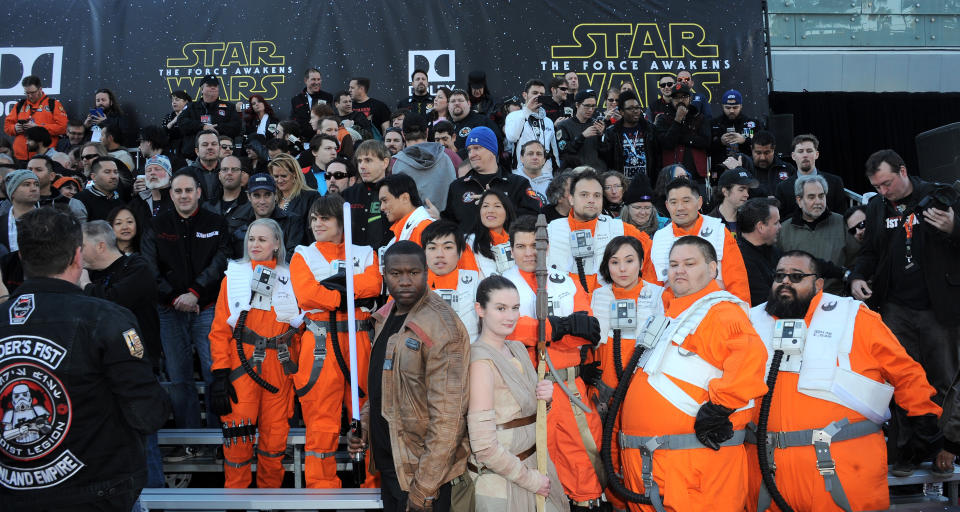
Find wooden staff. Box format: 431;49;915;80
534;214;549;512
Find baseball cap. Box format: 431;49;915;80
247;173;276;194
718;167;759;189
722;89;743;105
200;75;220;87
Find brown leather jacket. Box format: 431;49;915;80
363;290;470;507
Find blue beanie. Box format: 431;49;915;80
465;126;498;156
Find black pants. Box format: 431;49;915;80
381;469;452;512
883;302;960;461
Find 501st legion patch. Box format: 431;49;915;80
0;335;83;490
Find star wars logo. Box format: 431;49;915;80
158;41;293;102
542;23;731;108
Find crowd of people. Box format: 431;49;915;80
1;66;959;512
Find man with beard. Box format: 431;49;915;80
775;134;846;218
291;68;334;134
130;155;175;225
709;90;758;178
750;131;795;198
654;82;711;180
323;157;357;195
397;69;433;115
776;175;853;295
601;91;655;182
447;90;500;152
75;157;124;221
746;250;942;512
547;170;652;293
222;173;303;260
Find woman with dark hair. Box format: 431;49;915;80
467;275;568;512
588;235;664;510
430;87;452;124
243;94;280;139
600;170;628;217
466;189;517;277
107;206;141;255
85;88;134;146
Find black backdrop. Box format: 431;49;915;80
769;92;960;194
0;0;766;133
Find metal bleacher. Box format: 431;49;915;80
139;488;382;511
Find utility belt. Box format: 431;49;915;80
467;443;536;475
619;429;746;512
230;326;299;383
295;317;373;397
746;418;880;512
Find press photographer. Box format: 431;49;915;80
850;149;960;476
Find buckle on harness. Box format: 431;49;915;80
817;458;837;476
252;337;267;365
812;428;833;445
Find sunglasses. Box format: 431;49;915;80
659;82;675;88
773;272;817;284
82;154;99;160
847;221;865;235
325;171;350;180
559;87;568;91
220;144;233;150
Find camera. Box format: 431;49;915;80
917;180;960;212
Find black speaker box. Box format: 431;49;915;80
768;114;794;159
916;122;960;184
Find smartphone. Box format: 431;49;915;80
89;108;104;117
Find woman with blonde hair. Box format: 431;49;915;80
267;153;318;226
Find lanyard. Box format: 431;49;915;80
903;213;916;266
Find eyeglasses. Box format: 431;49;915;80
847;221;865;235
603;184;623;191
24;88;41;97
773;272;817;284
678;77;692;83
82;154;98;160
659;82;675;88
325;171;350;180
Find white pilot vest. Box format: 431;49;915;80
503;266;577;319
225;260;302;328
379;206;433;268
546;215;624;280
465;233;516;278
749;294;895;424
640;291;753;416
433;269;481;342
591;281;665;344
293;242;376;314
650;215;726;283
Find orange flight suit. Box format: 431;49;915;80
509;269;605;503
209;259;301;488
3;92;68;161
746;293;941;511
618;281;768;511
589;280;665;510
389;207;433;246
290;241;382;488
562;215;655;293
641;215;750;303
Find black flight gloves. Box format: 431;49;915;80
694;401;735;450
549;311;601;345
210;368;238;416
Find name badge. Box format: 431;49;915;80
200;114;211;124
405;338;421;351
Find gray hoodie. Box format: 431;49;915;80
391;142;456;211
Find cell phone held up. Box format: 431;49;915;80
89;107;105;118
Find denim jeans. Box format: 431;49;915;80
158;305;216;428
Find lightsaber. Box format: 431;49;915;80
343;202;360;422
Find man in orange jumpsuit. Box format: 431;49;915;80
644;177;750;302
422;220;481;341
618;235;768;512
504;214;606;511
290;194;382;488
379;173;433;250
547;170;653;293
746;250;942;511
3;75;68;163
208;220;302;488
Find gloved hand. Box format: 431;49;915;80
319;271;347;310
549;311;601;345
579;361;603;388
210;368;238;416
694;401;735;450
906;413;944;464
